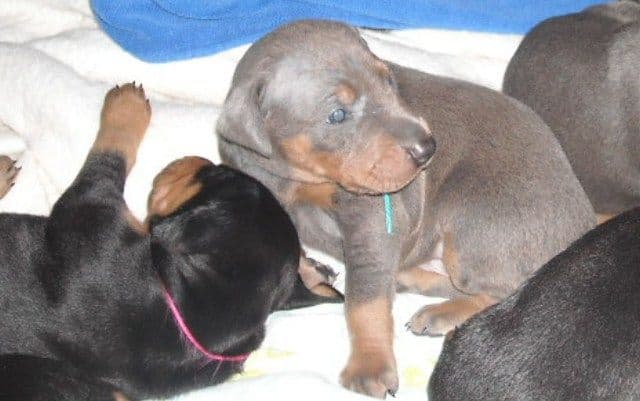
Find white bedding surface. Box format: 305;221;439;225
0;1;523;399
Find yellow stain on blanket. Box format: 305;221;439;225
402;365;429;388
231;347;295;381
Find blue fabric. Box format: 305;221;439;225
91;0;603;63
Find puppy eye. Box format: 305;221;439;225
328;108;346;124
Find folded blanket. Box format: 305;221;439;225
91;0;602;62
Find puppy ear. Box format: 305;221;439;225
217;79;272;157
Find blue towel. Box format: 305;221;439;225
91;0;603;63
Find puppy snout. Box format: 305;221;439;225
405;137;436;167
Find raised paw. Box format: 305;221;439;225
407;295;495;336
94;82;152;172
298;256;343;299
341;352;399;399
0;156;19;199
101;82;151;133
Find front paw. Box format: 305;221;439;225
101;82;151;134
340;353;398;399
298;256;343;299
0;156;19;199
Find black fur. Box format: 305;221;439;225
0;152;325;400
429;207;640;401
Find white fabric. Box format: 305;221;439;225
0;1;523;399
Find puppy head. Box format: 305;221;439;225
146;157;324;356
217;20;435;195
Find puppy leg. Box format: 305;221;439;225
407;294;496;336
54;83;150;229
43;84;151;290
396;267;465;299
337;193;399;399
0;354;135;401
0;155;19;199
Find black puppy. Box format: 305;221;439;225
0;84;332;401
429;206;640;400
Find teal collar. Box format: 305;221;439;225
384;193;394;234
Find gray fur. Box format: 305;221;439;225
503;0;640;214
217;19;595;396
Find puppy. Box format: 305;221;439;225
0;83;331;401
216;20;595;398
429;206;640;401
503;0;640;219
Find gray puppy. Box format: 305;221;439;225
217;20;594;398
504;0;640;218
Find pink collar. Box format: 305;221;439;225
162;286;250;363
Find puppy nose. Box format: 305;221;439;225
406;137;436;166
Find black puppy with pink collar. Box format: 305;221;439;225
0;84;333;401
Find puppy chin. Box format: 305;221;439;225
339;171;421;195
339;158;423;194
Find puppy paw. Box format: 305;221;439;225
0;156;19;199
94;83;152;170
341;353;399;399
300;256;338;285
298;256;343;299
407;303;455;336
407;295;495;336
101;82;151;133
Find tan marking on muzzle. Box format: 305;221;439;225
147;156;211;219
281;134;419;194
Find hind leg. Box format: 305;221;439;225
0;155;19;199
405;232;499;336
0;354;135;401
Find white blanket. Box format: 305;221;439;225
0;1;523;399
